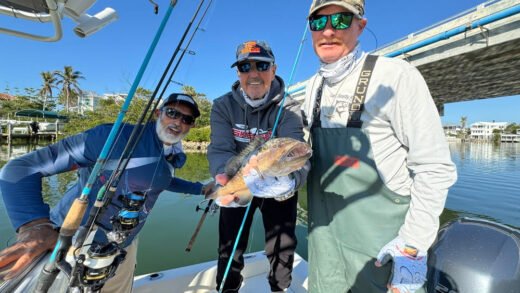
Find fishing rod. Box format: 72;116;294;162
63;0;211;290
72;0;208;251
219;22;310;293
72;0;212;257
104;0;214;254
34;2;180;292
142;0;213;130
185;199;215;252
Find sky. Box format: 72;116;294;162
0;0;518;125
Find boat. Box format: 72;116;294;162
0;0;117;41
0;251;308;293
133;251;308;293
0;217;518;292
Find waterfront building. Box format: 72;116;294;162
501;133;520;143
443;125;461;136
69;91;102;114
470;121;508;140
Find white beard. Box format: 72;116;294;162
156;121;186;145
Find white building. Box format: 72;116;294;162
68;91;102;114
443;125;461;136
102;93;128;104
470;121;508;140
500;133;520;143
80;91;101;113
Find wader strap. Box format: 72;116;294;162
347;54;378;128
311;79;325;129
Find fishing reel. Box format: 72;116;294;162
72;242;126;291
195;199;218;215
107;191;146;244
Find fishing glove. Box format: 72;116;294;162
243;169;295;199
214;197;248;208
375;236;427;293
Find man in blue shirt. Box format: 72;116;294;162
0;93;210;292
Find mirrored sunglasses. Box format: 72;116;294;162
309;12;354;31
163;108;195;125
237;61;272;73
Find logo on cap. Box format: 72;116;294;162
240;41;261;55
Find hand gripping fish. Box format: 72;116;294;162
206;137;312;205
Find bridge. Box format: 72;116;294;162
288;0;520;115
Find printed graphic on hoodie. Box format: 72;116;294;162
232;123;272;143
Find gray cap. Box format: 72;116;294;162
308;0;365;18
230;40;275;68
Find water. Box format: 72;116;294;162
0;142;518;276
442;142;520;227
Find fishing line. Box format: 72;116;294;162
75;0;210;254
177;0;217;82
34;2;179;292
219;20;310;293
97;0;214;203
65;3;215;289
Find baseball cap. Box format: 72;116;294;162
230;40;275;68
308;0;365;18
161;93;200;118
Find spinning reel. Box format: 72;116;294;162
107;191;147;244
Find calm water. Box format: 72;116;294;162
0;142;519;275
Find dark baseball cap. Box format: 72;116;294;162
161;93;200;118
230;40;275;68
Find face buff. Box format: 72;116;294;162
318;44;362;84
240;87;270;108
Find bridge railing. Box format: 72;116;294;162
373;0;519;55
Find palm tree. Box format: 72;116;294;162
54;66;84;112
460;116;467;141
39;71;56;111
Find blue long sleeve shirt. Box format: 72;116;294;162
0;122;203;246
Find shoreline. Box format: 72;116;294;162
182;141;209;153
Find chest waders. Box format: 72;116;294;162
307;55;421;293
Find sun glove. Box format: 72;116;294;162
375;236;427;293
214;196;249;208
242;169;295;198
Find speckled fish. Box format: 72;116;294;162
206;137;312;205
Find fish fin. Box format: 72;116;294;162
224;137;266;177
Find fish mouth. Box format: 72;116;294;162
281;142;312;163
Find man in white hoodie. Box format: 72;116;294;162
301;1;457;292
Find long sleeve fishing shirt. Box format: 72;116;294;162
301;54;457;251
0;122;203;247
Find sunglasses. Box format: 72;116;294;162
237;61;272;73
309;12;354;31
162;108;195;125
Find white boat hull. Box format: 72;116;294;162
133;251;308;293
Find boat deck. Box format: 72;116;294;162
133;251;308;293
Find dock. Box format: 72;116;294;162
0;120;63;143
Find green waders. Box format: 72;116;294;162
307;55;425;293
